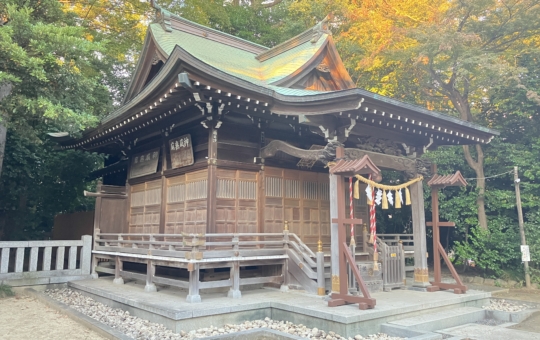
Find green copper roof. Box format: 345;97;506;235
150;23;327;92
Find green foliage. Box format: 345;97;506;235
454;218;520;276
0;284;14;298
0;132;101;240
0;0;107;240
0;0;111;134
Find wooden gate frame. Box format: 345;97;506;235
327;147;380;310
426;165;468;294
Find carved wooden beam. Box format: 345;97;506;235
260;140;335;164
260;140;430;178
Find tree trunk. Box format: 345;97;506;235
463;144;488;230
443;81;488;231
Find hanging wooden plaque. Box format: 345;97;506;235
169;134;194;169
129;148;160;179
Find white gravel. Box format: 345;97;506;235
482;299;533;312
45;288;402;340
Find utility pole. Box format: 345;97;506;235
514;166;531;288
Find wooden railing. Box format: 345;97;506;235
92;229;326;302
0;236;92;286
377;233;414;272
376;237;406;291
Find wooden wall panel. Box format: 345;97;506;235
215;169;258;233
129;180;162;234
263;168;333;248
164;169;208;235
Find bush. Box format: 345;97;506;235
454;220;520;277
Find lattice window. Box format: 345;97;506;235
167;183;185;203
186;180;207;200
145;188;161;205
238;181;256;200
265;177;282;197
285;179;300;198
303;181;318;200
130;191;145;207
319;182;330;201
217;179;236;199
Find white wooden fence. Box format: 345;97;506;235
0;235;92;286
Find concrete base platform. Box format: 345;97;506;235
439;323;540;340
69;277;490;338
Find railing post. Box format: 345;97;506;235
81;235;92;275
144;259;157;292
228;260;241;299
29;246;38;272
148;235;155;250
56;246;65;271
228;235;241;298
43;246;52;271
187;262;201;303
113;256;124;285
399;241;406;285
15;247;24;273
317;240;326;296
349;242;357;294
281;221;290;292
68;245;77;270
0;247;9;274
362;223;368;253
91;228;100;279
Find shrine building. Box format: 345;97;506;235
50;3;498;301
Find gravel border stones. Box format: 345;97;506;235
45;288;403;340
482;299;533;312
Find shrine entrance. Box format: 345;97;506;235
327;149;380;309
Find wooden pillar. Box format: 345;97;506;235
91;230;100;279
317;240;326;295
228;261;241;298
144;259;157;292
113;256;124;285
207;126;218;234
257;130;266;234
91;182;102;279
281;226;290;292
159;142;168;234
431;187;442;284
411;180;429;287
329;147;344;293
187;262;201;303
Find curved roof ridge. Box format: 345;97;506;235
256;15;333;62
150;0;268;54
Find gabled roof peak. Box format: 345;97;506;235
256;15;333;62
150;0;268;54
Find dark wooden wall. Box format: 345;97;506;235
119;108;370;248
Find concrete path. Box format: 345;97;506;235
441;323;540;339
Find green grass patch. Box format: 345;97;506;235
0;284;15;298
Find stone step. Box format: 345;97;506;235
385;306;485;332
